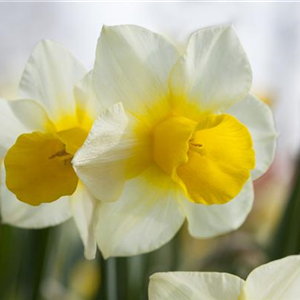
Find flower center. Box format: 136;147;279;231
152;113;255;205
4;126;89;206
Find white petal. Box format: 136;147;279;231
241;255;300;300
93;25;179;121
227;94;277;180
179;180;253;238
0;98;55;157
0;164;72;228
8;98;55;132
94;165;185;258
0;98;28;157
74;71;102;121
149;272;244;300
170;26;252;112
19;40;86;122
73;102;150;202
70;184;97;260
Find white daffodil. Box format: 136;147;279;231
149;255;300;300
0;40;101;259
73;25;277;258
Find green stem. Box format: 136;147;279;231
268;156;300;260
106;258;118;300
96;255;118;300
97;254;106;300
31;228;51;300
117;257;128;299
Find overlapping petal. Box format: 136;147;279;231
240;256;300;300
170;26;252;113
0;164;72;228
0;99;28;157
0;97;54;157
73;102;150;202
94;165;185;258
8;99;55;133
74;71;101;123
70;183;97;260
93;25;179;124
149;272;244;300
227;94;277;180
19;40;86;122
179;180;253;238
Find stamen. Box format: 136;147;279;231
189;139;205;155
49;149;73;163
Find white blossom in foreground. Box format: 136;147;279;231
0;40;100;259
74;25;277;258
149;255;300;300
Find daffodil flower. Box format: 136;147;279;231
0;40;100;259
73;25;277;258
149;255;300;300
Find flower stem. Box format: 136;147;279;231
106;258;118;300
96;255;118;300
31;228;51;300
117;257;128;299
268;156;300;260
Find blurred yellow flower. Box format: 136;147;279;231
0;40;100;259
73;25;277;258
149;255;300;300
70;260;101;299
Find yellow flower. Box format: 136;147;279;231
73;25;277;258
0;40;100;259
149;255;300;300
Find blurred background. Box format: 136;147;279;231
1;2;300;300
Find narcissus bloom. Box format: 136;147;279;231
73;25;276;258
0;40;100;259
149;255;300;300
